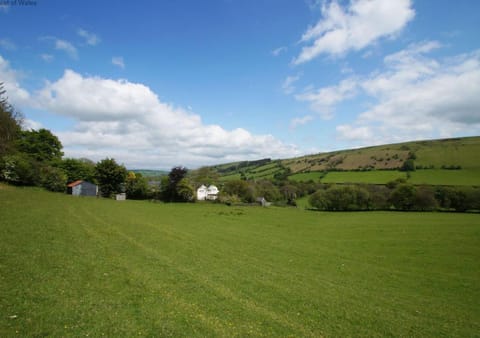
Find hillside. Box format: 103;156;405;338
204;136;480;185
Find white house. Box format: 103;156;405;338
197;184;219;201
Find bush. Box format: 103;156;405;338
390;184;416;210
40;166;67;192
310;185;370;211
414;186;437;211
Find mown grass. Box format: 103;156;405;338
1;185;480;337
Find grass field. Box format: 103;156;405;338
321;170;407;184
288;171;325;182
1;185;480;337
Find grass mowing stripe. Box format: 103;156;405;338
73;202;318;336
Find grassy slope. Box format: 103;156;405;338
1;186;480;337
211;137;480;186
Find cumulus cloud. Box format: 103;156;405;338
112;56;125;69
34;69;299;168
77;28;100;46
295;78;357;119
294;0;414;64
0;54;30;107
331;43;480;143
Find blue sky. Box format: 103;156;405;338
1;0;479;169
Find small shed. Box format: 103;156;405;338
256;197;271;207
67;180;98;197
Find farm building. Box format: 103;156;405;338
67;180;98;197
197;184;219;201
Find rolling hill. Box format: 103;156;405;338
203;136;480;186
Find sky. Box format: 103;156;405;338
1;0;479;169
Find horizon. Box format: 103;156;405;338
1;0;479;169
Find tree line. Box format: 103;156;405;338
1;84;479;211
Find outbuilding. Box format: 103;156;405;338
67;180;98;197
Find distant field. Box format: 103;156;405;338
321;170;407;184
288;171;325;182
408;169;480;186
1;185;479;337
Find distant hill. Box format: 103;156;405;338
130;169;168;177
203;136;480;186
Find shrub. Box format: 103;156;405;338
390;184;417;211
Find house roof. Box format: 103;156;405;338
67;180;84;187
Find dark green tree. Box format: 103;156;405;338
95;158;127;197
16;128;63;163
161;166;193;202
309;189;330;210
223;179;254;203
390;184;417;210
60;157;96;183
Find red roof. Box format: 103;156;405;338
67;180;83;187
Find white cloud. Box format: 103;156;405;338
77;28;100;46
0;38;16;50
334;44;480;144
272;46;287;56
112;56;125;69
0;54;30;107
290;115;314;129
22;119;43;131
282;74;300;94
295;78;357;119
294;0;415;64
34;69;299;168
55;39;77;59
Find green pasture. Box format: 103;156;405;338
408;169;480;186
288;171;325;182
1;185;479;337
321;170;407;184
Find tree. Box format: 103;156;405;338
40;166;67;192
95;158;127;197
255;180;281;202
189;166;219;186
400;159;415;172
390;184;416;210
60;158;96;183
176;178;195;202
309;190;330;210
223;179;254;203
16;129;63;163
0;83;23;158
161;166;194;202
125;171;149;199
414;186;437;211
1;153;38;186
